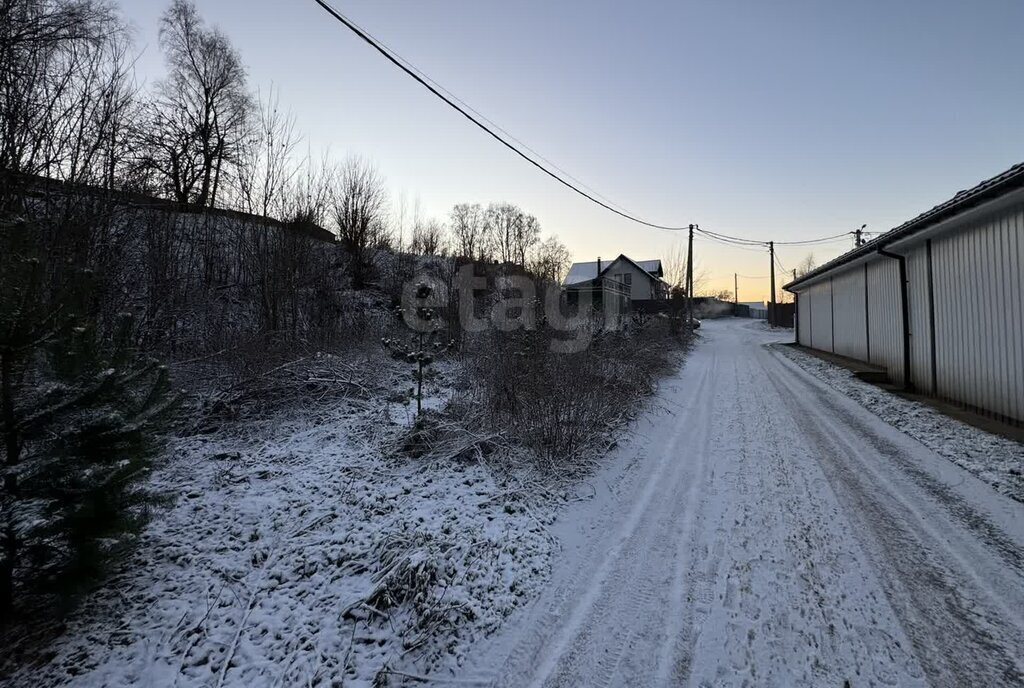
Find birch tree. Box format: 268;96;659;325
139;0;252;207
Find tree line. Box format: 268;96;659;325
0;0;573;285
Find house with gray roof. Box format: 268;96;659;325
564;255;669;304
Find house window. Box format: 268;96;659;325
622;273;632;286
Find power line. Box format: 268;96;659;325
701;227;861;247
694;234;768;254
773;232;855;246
312;1;874;251
329;10;637;218
699;226;856;250
773;236;860;276
696;227;767;246
312;0;693;232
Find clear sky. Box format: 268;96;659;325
124;0;1024;301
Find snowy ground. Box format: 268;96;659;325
775;342;1024;502
457;318;1024;687
7;320;1023;687
2;354;557;687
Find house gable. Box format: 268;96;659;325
564;255;669;300
601;256;666;301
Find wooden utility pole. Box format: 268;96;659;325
734;273;738;304
769;241;776;326
792;269;799;337
686;224;694;326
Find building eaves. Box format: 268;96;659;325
784;161;1024;291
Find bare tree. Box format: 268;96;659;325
0;0;136;194
411;217;444;256
513;213;541;267
486;202;542;266
370;217;393;251
663;239;688;295
795;253;817;277
529;235;571;283
235;85;300;218
663;239;707;298
393;191;409;252
332;156;388;289
91;36;141;190
280;149;333;227
138;0;252;207
449;202;487;260
485;202;517;265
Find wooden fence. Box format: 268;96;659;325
767;303;795;328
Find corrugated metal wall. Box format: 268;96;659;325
866;259;903;381
790;203;1024;422
930;208;1024;421
809;279;833;352
797;292;811;345
906;244;934;393
831;268;868;360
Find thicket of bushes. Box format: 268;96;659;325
462;318;687;472
380;266;692;472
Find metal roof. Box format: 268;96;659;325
784;161;1024;291
564;261;602;285
635;260;663;275
564;255;665;286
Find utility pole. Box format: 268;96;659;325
734;273;738;304
769;241;776;326
792;268;799;335
855;224;867;247
686;224;694;327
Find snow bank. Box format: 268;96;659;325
775;344;1024;502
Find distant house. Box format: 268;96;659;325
564;255;670;304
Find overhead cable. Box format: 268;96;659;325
312;0;694;231
313;1;877;250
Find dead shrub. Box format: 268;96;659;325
464;316;689;471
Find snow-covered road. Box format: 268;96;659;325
462;318;1024;687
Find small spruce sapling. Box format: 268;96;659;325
382;283;453;417
1;213;179;617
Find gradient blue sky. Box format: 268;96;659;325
125;0;1024;300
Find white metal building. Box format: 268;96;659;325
785;162;1024;424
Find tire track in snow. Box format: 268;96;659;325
652;400;716;687
680;329;925;687
458;319;1024;688
468;344;718;688
525;360;715;688
764;346;1024;687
